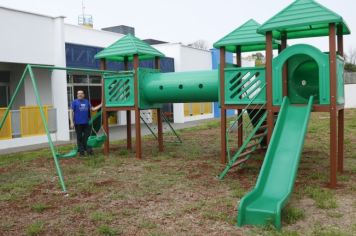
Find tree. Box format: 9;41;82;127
345;47;356;65
345;47;356;72
188;40;209;50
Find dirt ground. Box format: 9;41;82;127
0;110;355;236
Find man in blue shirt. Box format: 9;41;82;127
69;90;102;156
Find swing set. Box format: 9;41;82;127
0;64;118;192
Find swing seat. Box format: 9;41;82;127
56;148;78;159
87;134;107;148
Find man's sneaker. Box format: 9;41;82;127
79;152;85;157
87;150;94;156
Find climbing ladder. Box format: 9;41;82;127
219;82;268;180
140;110;182;143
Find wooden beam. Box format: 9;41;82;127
124;56;132;150
133;54;142;159
337;24;344;57
100;59;109;155
329;23;338;188
265;32;274;144
155;56;164;152
337;24;344;173
220;47;227;164
236;45;243;148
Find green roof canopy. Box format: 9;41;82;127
257;0;351;39
213;19;280;53
95;34;165;62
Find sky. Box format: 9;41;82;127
0;0;355;56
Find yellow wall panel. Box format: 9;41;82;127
20;106;50;137
0;108;12;140
184;103;191;116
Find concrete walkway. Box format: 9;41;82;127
1;118;217;155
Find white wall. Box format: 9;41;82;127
0;7;58;65
345;84;356;108
153;43;214;123
23;69;53;106
64;24;124;47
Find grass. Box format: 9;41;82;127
96;225;121;236
90;211;114;223
138;219;157;229
0;110;355;235
311;224;353;236
25;221;44;236
282;205;305;224
304;186;338;209
31;203;51;213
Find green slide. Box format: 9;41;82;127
237;96;314;229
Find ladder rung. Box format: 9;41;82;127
238;149;256;158
245;142;259;150
231;157;249;168
251;132;266;140
258;125;267;130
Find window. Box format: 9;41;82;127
89;75;101;84
73;74;88;84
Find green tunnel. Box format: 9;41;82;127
140;70;219;105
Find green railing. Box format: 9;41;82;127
224;67;266;105
104;73;135;107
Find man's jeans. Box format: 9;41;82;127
74;124;92;154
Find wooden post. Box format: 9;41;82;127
100;59;110;155
124;56;132;150
281;33;288;97
329;23;338;188
155;56;164;152
220;47;227;164
133;54;142;159
266;32;274;144
337;24;344;173
236;45;243;148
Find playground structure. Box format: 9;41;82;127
0;0;350;230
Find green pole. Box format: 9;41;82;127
29;64;122;75
28;66;67;192
0;66;29;130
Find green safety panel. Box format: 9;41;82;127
272;44;331;105
104;73;135;107
224;67;266;105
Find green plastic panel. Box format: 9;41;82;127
272;44;330;105
237;96;313;229
224;67;266;105
257;0;350;39
104;73;135;107
139;69;219;108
